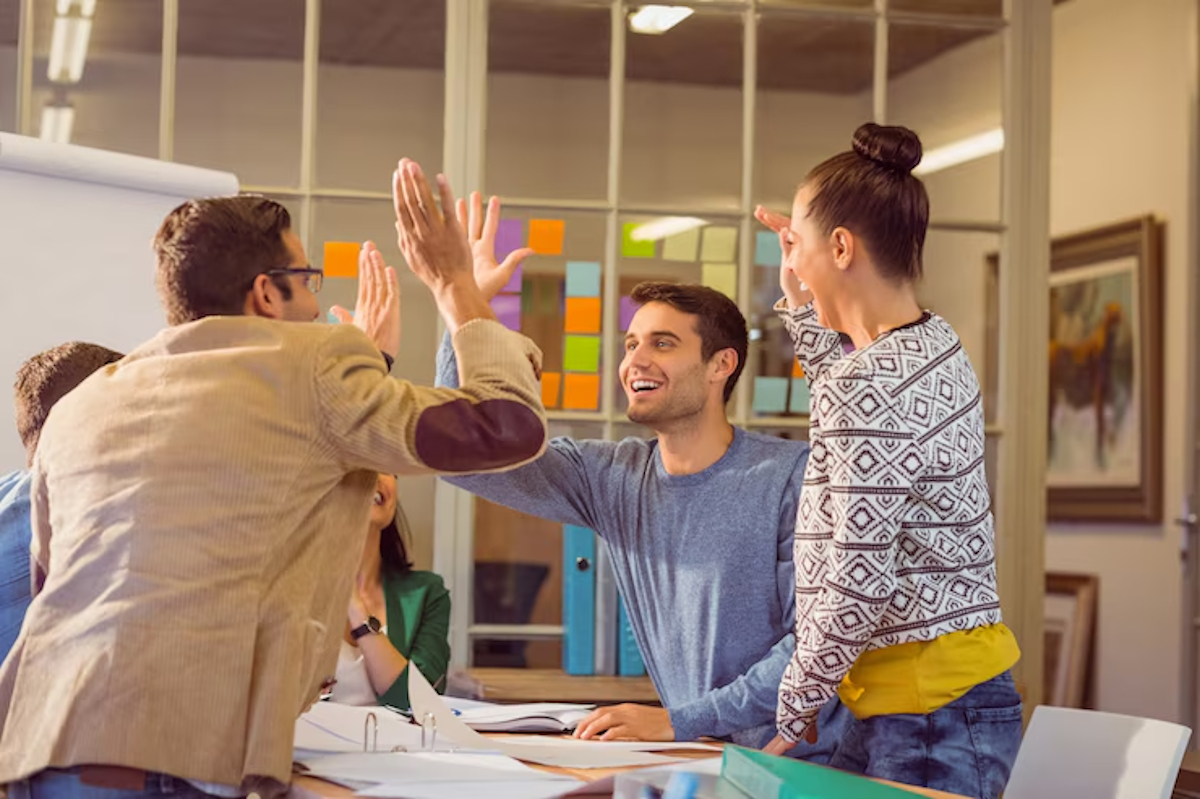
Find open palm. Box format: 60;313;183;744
456;192;535;301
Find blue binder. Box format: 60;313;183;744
562;525;596;675
617;596;646;677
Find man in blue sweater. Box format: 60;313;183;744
0;342;124;662
436;195;849;756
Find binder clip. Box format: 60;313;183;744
420;711;437;751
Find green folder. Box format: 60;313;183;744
721;746;921;799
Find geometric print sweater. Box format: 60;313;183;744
774;300;1003;742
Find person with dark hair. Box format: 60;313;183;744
757;123;1022;798
331;473;450;709
0;161;547;799
432;193;854;756
0;342;123;662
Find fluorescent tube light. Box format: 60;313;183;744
40;103;75;144
47;15;92;83
913;128;1004;176
630;216;706;242
55;0;97;17
629;5;694;35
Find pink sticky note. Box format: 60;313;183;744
500;264;523;295
490;294;521;331
496;219;523;261
619;295;640;331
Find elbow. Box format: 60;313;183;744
414;398;547;473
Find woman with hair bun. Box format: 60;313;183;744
757;123;1022;798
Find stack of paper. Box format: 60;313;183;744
454;702;595;733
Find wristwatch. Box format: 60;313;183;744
350;616;383;641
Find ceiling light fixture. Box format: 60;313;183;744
40;102;75;144
913;128;1004;176
47;15;93;83
628;5;694;35
629;216;707;241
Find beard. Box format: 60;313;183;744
624;372;710;428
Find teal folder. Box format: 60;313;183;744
721;746;919;798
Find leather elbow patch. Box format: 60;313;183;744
414;398;544;471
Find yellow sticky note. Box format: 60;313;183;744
565;297;602;334
528;219;565;255
700;227;737;263
542;372;562;410
701;263;737;300
324;241;359;279
793;358;805;379
562;373;601;411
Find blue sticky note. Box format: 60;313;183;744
566;261;602;297
790;377;811;414
755;231;783;267
753;376;788;414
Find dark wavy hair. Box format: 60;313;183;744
379;498;414;576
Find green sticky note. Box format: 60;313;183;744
564;335;602;372
790;377;811;414
622;223;656;258
753;376;788;414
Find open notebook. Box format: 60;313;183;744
445;698;595;734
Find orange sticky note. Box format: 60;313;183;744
528;219;565;255
562;374;600;411
793;359;805;378
542;372;562;409
324;241;359;278
565;297;601;334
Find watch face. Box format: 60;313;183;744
367;616;382;634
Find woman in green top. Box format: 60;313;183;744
332;473;451;709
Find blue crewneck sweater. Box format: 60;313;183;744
437;339;836;749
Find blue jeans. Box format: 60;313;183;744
8;769;229;799
827;671;1024;799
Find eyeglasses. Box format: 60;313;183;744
265;266;324;293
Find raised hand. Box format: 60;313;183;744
755;204;809;310
456;192;535;301
330;241;400;360
393;159;475;291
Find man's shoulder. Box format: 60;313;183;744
735;428;810;463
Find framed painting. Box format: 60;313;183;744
986;217;1163;522
1044;572;1098;708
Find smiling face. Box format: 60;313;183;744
784;184;845;328
370;473;397;530
618;301;719;428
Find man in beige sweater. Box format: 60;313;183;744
0;160;547;799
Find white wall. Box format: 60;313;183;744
1042;0;1192;723
891;0;1193;724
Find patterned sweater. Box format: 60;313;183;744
775;300;1003;742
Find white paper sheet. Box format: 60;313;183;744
355;779;583;799
298;751;557;785
407;667;684;769
499;736;721;753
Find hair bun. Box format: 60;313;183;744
852;122;923;174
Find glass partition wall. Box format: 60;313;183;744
4;1;1049;703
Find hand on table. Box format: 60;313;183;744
572;703;674;742
763;716;818;756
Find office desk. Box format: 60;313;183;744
288;738;969;799
465;668;660;705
